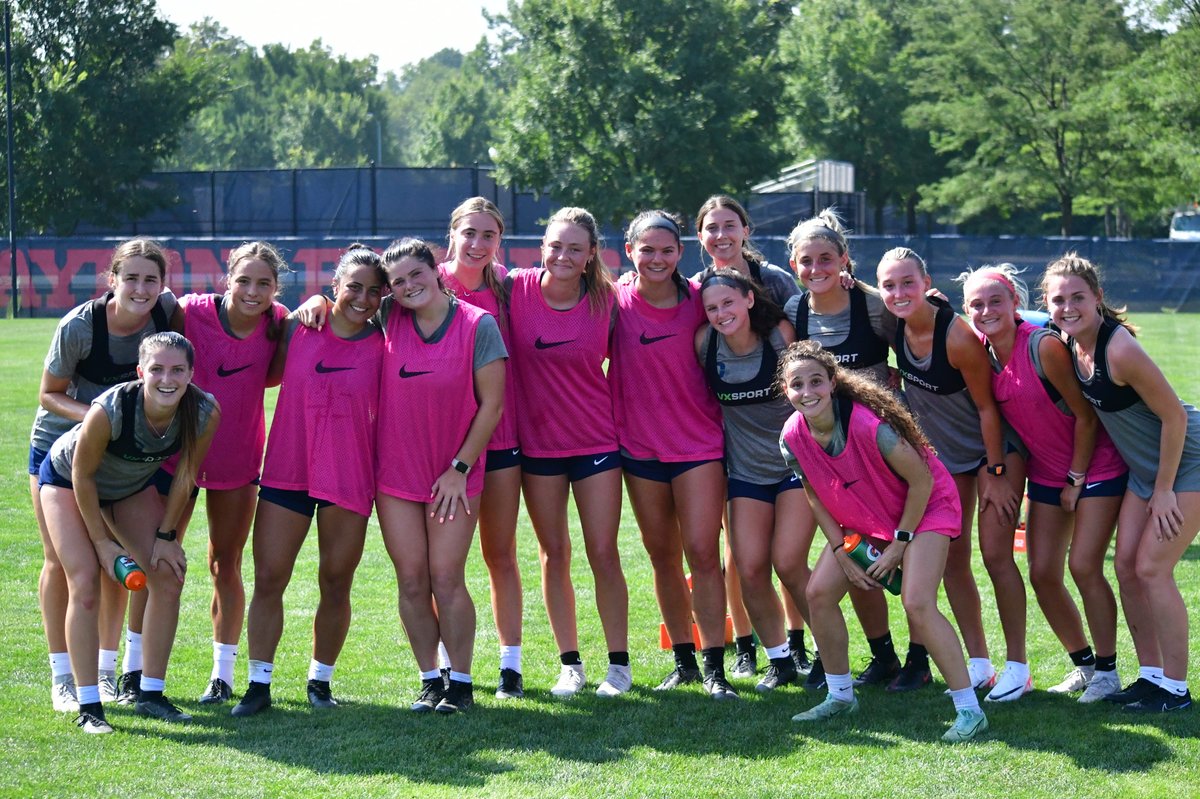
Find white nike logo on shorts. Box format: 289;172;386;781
1085;482;1103;490
594;456;609;466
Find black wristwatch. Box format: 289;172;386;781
156;529;178;541
1066;471;1086;487
451;457;471;475
894;529;915;543
985;463;1006;477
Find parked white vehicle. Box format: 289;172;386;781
1170;210;1200;241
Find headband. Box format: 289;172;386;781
631;213;681;242
978;270;1020;301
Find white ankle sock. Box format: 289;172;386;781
308;659;335;682
499;645;522;673
98;649;118;673
765;643;791;661
826;671;854;702
212;642;238;684
249;659;274;685
122;631;143;673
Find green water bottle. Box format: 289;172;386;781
842;533;902;596
114;555;147;591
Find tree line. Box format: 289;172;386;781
4;0;1198;237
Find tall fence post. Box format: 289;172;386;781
370;162;377;237
5;1;17;317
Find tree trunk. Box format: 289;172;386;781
1060;192;1073;237
906;193;918;236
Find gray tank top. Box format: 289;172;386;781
901;338;986;475
703;328;794;484
50;383;217;501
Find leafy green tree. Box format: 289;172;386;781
491;0;790;225
383;48;465;166
4;0;216;234
904;0;1142;236
165;23;389;169
780;0;946;233
418;42;507;167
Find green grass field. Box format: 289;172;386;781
2;315;1198;799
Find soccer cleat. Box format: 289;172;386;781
116;670;141;705
52;675;79;713
1123;686;1192;713
1104;677;1160;705
307;679;338;709
968;660;997;690
135;692;193;723
1047;665;1094;694
887;657;932;693
730;650;758;679
792;693;859;721
435;680;474;713
596;664;633;698
1079;670;1121;703
942;708;989;743
231;681;271;717
74;703;113;734
853;656;901;688
98;671;118;704
792;643;813;676
756;657;799;693
984;667;1032;702
199;678;233;705
495;668;524;700
803;656;826;691
411;677;445;713
655;665;702;691
702;671;740;701
551;664;586;698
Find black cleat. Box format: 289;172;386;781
307;679;338;709
74;702;113;734
198;678;233;705
655;666;702;691
231;681;272;717
135;691;193;723
792;643;813;676
854;656;902;688
804;655;827;691
756;656;799;693
1123;686;1192;713
703;671;740;701
116;670;141;706
495;668;524;700
411;677;445;713
887;657;932;693
436;680;475;713
1104;677;1160;705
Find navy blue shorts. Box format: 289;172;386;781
1027;473;1128;506
486;446;522;473
28;445;48;476
727;474;804;504
258;485;335;519
521;451;621;482
148;468;201;501
621;455;721;484
37;457;155;507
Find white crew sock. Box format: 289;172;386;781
140;676;165;693
950;686;981;712
448;670;472;684
765;642;792;661
49;652;73;678
248;659;274;685
122;630;143;673
826;671;854;702
77;684;101;705
98;649;118;673
499;645;522;673
308;659;335;682
212;642;238;684
437;641;451;670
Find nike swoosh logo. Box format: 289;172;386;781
398;365;433;378
843;479;860;489
594;456;609;466
1085;482;1103;490
315;361;354;373
217;363;252;378
639;332;676;345
535;336;573;349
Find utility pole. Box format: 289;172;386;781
4;1;16;317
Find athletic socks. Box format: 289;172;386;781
122;630;143;673
308;659;335;683
1160;676;1189;697
826;671;854;702
77;684;101;705
448;670;473;685
700;646;725;676
98;649;118;673
140;676;165;693
787;628;807;654
437;641;452;670
609;651;630;667
867;632;897;664
765;642;792;661
1095;653;1117;673
499;645;522;674
907;643;930;666
213;642;238;684
420;668;441;681
248;659;274;685
734;635;755;656
1140;665;1164;685
949;686;982;712
49;652;72;679
1068;646;1096;668
672;643;699;672
560;650;583;667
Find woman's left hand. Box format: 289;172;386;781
150;538;187;583
865;541;905;584
430;469;470;523
979;472;1020;525
1147;488;1184;541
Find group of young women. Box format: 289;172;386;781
30;197;1197;739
